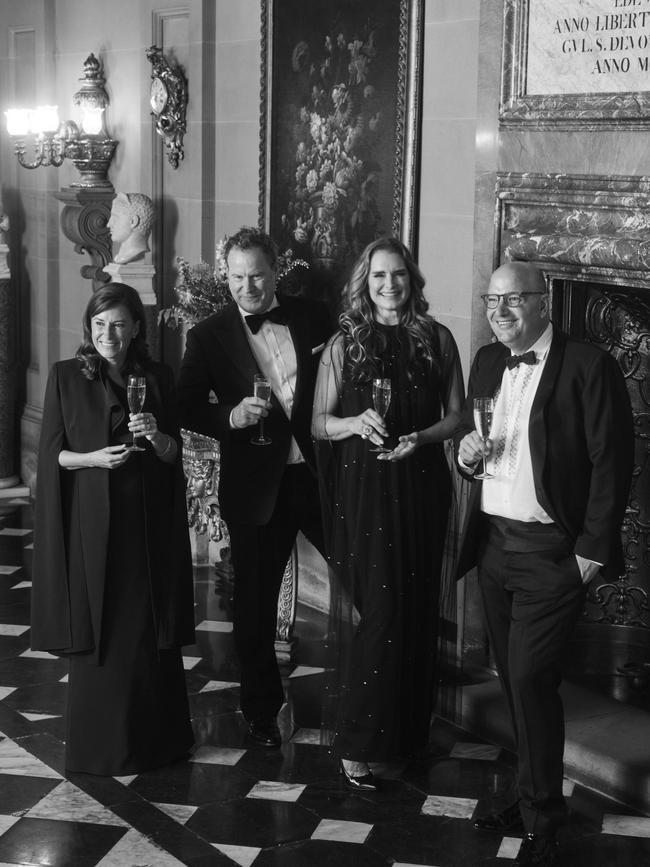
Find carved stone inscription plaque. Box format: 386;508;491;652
528;0;650;95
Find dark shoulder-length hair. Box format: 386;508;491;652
339;237;440;383
76;282;151;380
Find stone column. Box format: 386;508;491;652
0;239;20;489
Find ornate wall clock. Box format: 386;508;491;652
145;45;188;168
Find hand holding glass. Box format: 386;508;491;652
251;374;272;445
127;375;146;451
370;378;391;453
473;397;494;479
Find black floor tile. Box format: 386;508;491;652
0;774;60;813
187;798;321;847
0;817;125;867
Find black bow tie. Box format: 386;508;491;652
506;350;537;370
245;306;287;334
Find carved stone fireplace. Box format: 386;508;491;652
495;172;650;700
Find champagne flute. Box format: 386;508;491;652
127;375;147;451
251;373;272;445
473;396;494;479
370;377;391;453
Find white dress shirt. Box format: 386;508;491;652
481;323;553;522
233;297;304;465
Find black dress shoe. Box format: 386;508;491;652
474;800;524;834
339;760;377;791
247;718;281;747
514;833;559;866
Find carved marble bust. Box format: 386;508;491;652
107;193;154;264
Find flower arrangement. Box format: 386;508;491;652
280;26;386;265
160;238;310;329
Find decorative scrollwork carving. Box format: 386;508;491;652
145;45;188;169
583;291;650;629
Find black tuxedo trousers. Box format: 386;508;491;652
229;464;325;721
478;517;586;835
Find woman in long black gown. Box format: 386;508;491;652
312;238;464;788
32;283;195;775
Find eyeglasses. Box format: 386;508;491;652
480;292;546;309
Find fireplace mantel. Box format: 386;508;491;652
495;172;650;289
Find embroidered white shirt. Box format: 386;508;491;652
481;323;553;522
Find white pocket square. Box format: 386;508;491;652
311;342;325;355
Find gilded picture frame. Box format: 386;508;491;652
501;0;650;130
258;0;424;307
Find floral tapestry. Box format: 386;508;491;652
259;0;424;311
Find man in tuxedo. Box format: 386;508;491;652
455;262;633;867
178;226;331;747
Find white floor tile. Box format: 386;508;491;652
0;624;29;636
195;619;233;633
0;736;62;778
20;649;57;659
247;780;306;802
602;814;650;837
0;815;20;836
312;818;373;844
96;828;187;866
393;863;442;867
11;581;31;589
288;665;325;678
421;795;478;819
190;745;245;766
497;836;522;859
153;802;198;824
27;780;128;825
19;712;61;722
113;774;138;785
0;686;16;700
199;680;240;693
213;844;260;867
182;656;201;670
0;566;20;575
563;779;575;797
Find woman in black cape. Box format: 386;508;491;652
32;283;195;775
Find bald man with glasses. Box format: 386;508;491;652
454;262;633;867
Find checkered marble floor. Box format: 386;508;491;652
1;497;650;866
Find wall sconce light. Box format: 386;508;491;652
4;53;118;188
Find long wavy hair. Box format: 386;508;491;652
339;237;440;383
76;283;151;380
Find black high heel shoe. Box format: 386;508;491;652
339;760;377;791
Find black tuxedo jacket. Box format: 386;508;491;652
177;296;333;525
454;329;634;580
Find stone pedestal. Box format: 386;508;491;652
104;261;159;357
0;243;19;490
103;261;157;307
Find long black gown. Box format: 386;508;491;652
65;383;193;775
316;323;464;761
